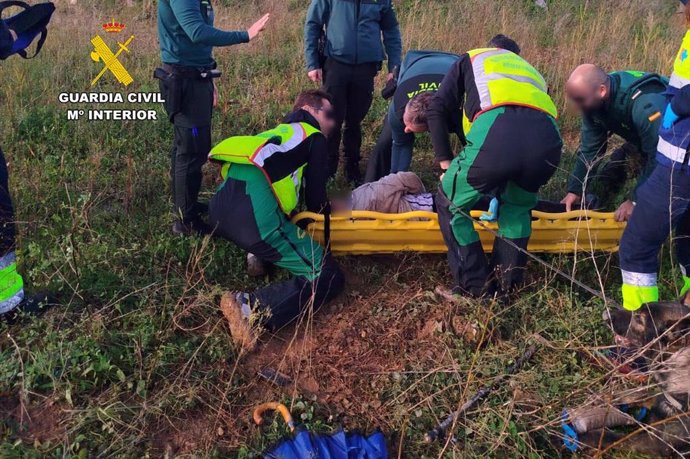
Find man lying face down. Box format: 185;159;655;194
332;172;601;216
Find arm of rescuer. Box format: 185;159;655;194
304;0;329;72
427;56;467;168
170;0;249;46
380;1;402;73
670;84;690;118
629;92;665;198
303;134;330;212
389;104;415;171
566;115;608;196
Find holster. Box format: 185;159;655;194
154;67;183;122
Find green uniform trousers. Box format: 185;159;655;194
438;106;562;296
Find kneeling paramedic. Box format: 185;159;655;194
619;4;690;311
364;49;462;182
427;35;563;297
157;0;269;236
0;1;57;322
208;90;345;350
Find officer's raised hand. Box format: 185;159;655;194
248;13;270;40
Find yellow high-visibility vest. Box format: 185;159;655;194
670;29;690;89
209;122;321;214
462;48;558;133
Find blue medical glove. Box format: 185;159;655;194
662;104;680;130
479;197;499;222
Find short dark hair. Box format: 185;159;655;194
405;91;435;126
488;34;521;55
293;89;333;112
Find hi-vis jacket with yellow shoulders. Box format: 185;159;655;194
461;48;558;132
209;122;321;214
428;47;558;162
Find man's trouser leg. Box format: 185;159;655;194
438;109;506;296
209;166;344;330
436;187;487;296
364;114;393;183
161;77;214;223
619;163;690;310
341;63;376;180
491;182;538;293
323;59;350;178
0;147;24;314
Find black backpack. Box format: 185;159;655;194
0;1;55;60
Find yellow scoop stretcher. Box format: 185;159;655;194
292;210;626;256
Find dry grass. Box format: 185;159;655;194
0;0;689;458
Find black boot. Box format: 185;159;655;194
1;291;57;325
345;162;362;186
172;218;213;237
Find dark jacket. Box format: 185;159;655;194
567;71;668;195
389;51;463;164
427;52;487;163
304;0;402;72
158;0;249;68
269;110;330;213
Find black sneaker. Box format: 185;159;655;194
172;219;213;237
1;291;57;325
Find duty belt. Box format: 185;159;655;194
159;63;221;80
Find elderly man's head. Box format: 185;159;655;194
566;64;611;113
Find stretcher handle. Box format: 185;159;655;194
253;402;296;432
292;209;618;224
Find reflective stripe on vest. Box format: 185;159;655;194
657;135;688;163
0;251;24;314
463;48;558;133
670;30;690;90
209;122;321;214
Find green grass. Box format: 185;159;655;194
0;0;688;457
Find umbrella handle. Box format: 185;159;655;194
253;402;296;432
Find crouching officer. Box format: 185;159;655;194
157;0;269;235
427;35;563;298
208;90;345;350
561;65;667;221
364;49;462;182
619;4;690;310
0;2;57;323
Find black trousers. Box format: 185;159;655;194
160;76;214;223
364;114;393;183
0;147;15;257
323;58;378;178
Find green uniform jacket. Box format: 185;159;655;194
158;0;249;68
567;71;668;196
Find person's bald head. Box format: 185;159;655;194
566;64;611;113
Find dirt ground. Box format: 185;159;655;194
153;256;485;456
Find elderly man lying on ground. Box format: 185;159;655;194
333;172;600;215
